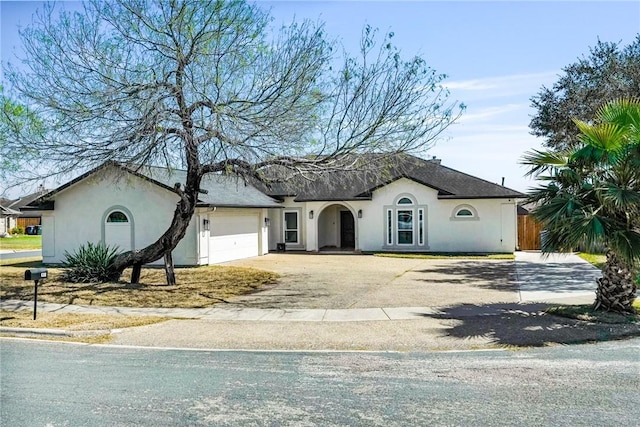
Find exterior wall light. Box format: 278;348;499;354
309;210;314;219
264;217;270;226
358;209;363;218
203;219;210;231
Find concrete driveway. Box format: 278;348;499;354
223;254;520;309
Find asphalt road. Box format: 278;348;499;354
0;249;41;261
2;338;639;426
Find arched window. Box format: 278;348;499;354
106;211;129;223
385;194;426;247
451;205;479;221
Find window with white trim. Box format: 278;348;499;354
284;211;299;244
451;204;479;221
384;194;426;248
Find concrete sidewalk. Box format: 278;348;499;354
0;299;441;322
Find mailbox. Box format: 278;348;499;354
25;268;48;320
25;268;48;281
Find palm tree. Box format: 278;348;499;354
523;98;640;314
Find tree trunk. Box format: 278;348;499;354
131;263;142;284
106;166;203;285
164;251;176;286
593;251;637;314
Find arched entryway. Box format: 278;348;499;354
317;204;356;252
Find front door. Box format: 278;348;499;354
340;211;355;248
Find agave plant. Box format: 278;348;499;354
62;241;122;283
523;98;640;313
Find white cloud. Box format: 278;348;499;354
457;103;527;122
444;71;559;100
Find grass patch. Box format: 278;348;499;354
374;252;515;260
577;252;606;269
0;309;167;330
545;303;640;324
0;264;279;308
0;235;42;250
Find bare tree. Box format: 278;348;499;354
3;0;462;284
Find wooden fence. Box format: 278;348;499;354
17;217;41;229
517;214;543;250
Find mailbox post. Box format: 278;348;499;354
25;268;48;320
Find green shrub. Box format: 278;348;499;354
62;242;121;283
10;226;25;235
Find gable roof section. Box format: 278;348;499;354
28;162;281;209
136;165;281;208
264;154;525;201
1;204;22;216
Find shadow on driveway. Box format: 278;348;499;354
420;302;640;347
411;260;517;292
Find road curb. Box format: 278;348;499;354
0;327;112;337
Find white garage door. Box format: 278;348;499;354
209;213;259;263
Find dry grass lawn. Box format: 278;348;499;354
0;309;167;330
1;263;279;308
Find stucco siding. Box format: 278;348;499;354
269;178;518;254
42;167;197;265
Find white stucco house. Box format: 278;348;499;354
32;162;280;265
30;155;524;265
262;154;525;254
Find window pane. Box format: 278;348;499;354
418;209;424;245
457;209;473;217
107;211;128;223
398;231;413;244
284;212;298;229
397;197;413;205
397;210;413;244
285;231;298;243
397;211;413;230
387;210;392;245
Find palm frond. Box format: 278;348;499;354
521;149;569;177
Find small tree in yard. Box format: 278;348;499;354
2;0;462;284
523;98;640;314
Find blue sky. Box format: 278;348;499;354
2;1;639;197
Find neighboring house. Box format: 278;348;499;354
30;162;280;265
263;154;525;254
8;185;49;229
1;202;21;235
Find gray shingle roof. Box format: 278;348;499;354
30;162;281;209
264;154;525;201
133;165;281;208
